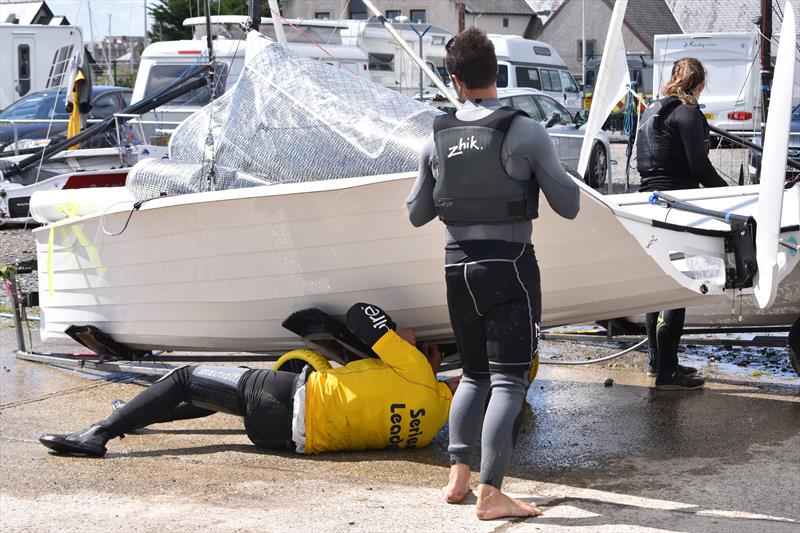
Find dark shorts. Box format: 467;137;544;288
445;240;541;379
238;368;298;451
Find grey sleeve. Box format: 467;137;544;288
407;138;438;227
502;117;580;220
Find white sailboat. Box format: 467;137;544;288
25;2;800;353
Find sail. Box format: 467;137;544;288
754;0;796;309
577;0;630;177
126;31;440;200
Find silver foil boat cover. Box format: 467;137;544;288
127;32;441;200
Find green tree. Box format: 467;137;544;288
149;1;278;42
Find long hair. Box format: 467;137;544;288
662;57;706;105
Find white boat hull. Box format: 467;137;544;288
32;173;800;352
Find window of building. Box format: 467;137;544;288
410;9;426;23
577;39;596;61
386;9;401;20
502;17;509;28
315;12;330;20
349;0;368;20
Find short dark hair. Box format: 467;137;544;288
445;28;497;89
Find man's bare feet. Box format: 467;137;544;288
444;463;471;503
475;484;541;520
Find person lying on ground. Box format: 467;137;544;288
39;303;459;457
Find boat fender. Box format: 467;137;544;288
529;350;539;382
272;349;332;374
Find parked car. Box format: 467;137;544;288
497;87;610;189
0;86;133;154
749;103;800;180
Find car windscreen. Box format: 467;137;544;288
535;95;573;124
144;63;228;105
0;92;69;120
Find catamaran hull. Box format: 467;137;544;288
33;174;800;352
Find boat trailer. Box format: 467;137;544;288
4;259;799;378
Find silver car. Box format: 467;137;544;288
497;87;611;189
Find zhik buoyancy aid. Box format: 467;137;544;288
636;96;690;179
432;107;539;225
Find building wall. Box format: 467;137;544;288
535;0;648;82
282;1;458;32
464;13;530;36
282;0;531;36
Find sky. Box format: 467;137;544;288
43;0;151;40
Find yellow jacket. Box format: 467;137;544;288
304;330;453;454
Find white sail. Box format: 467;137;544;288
577;0;630;177
754;0;796;309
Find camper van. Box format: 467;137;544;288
339;19;451;96
584;52;653;106
652;32;776;133
489;35;581;115
131;17;370;140
0;24;84;111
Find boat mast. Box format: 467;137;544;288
361;0;462;109
247;0;260;32
267;0;287;45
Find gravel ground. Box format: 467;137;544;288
0;227;37;311
606;138;752;192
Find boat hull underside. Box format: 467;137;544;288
35;176;783;352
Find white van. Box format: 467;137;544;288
651;32;794;133
489;35;581;115
0;24;84;111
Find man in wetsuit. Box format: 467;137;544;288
39;303;456;457
637;57;728;391
408;28;580;520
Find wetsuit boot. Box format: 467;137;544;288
39;424;112;457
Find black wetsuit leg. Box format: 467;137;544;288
99;365;250;436
645;311;660;371
655;308;686;380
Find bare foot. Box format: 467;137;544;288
443;463;471;504
475;484;542;520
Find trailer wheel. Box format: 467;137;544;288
789;318;800;377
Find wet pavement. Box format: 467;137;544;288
1;321;799;532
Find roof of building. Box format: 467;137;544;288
462;0;535;16
614;0;683;48
0;1;51;25
667;0;785;35
525;0;566;24
538;0;682;51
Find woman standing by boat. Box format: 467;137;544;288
637;57;728;390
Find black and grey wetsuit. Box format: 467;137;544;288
408;98;579;488
100;365;299;451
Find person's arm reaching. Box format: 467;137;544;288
503;118;580;219
407;138;438;227
672;105;728;188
